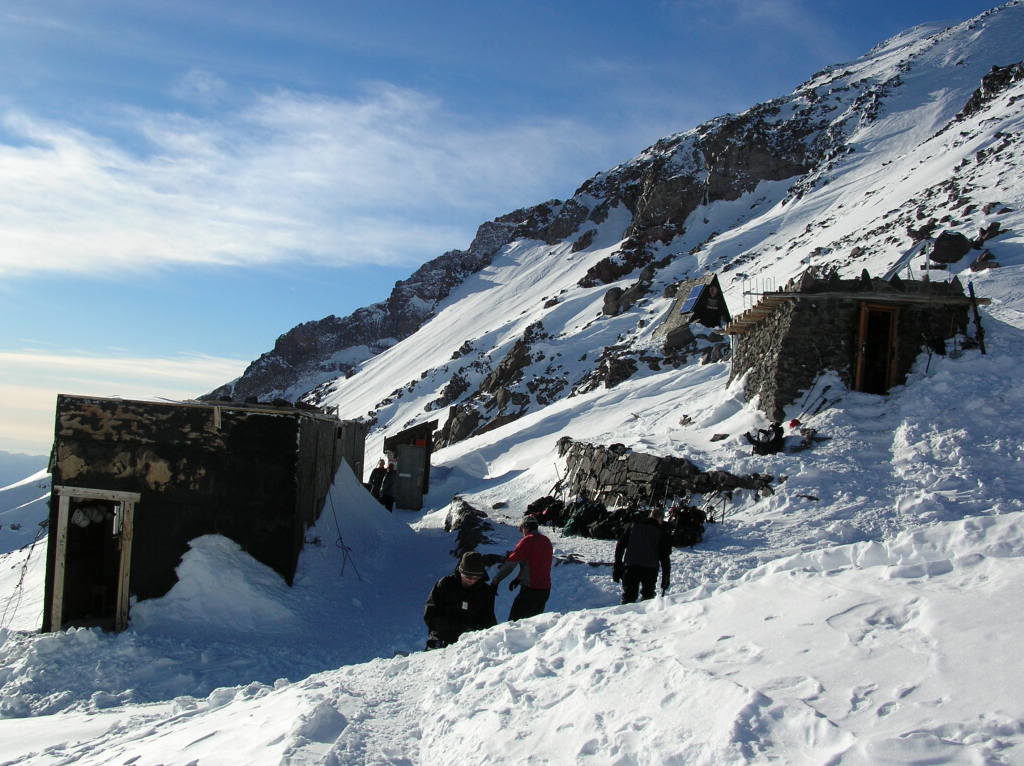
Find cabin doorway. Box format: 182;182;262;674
51;486;139;631
855;304;899;394
393;442;427;510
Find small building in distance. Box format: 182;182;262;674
724;270;985;419
43;394;366;632
382;420;439;511
657;274;732;351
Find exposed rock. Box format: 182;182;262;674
444;497;492;558
602;357;638;389
493;387;530;412
970;250;1001;271
571;229;597;253
578;239;651;288
929;230;974;263
558;438;775;508
602;287;624;316
479;322;547;395
541;199;590;244
954;62;1024;123
436;404;481;448
664;325;695;353
975;221;1003;246
451;340;474;360
701;344;731;365
427;373;470;411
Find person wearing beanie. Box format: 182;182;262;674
492;515;553;621
423;550;497;649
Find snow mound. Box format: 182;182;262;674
131;535;299;636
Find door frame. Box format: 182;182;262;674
51;485;140;632
854;302;899;393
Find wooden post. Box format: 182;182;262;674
115;501;135;631
855;304;869;391
50;494;71;631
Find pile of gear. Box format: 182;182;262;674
526;495;708;547
743;419;831;456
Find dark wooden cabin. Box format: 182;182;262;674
43;394;366;632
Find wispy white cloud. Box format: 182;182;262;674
0;81;608;278
0;349;249;388
170;68;229;106
0;349;250;453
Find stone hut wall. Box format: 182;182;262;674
729;301;797;420
559;439;701;507
557;438;773;508
730;290;970;419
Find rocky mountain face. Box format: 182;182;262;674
208;2;1024;453
205;201;565;403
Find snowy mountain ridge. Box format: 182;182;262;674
212;1;1024;460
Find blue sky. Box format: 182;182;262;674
0;0;1001;455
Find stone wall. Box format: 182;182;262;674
557;438;773;507
729;278;971;419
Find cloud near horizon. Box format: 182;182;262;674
0;81;608;279
0;349;250;454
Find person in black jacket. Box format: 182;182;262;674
613;510;672;603
423;551;497;649
367;459;387;499
379;461;397;511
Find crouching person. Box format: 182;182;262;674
423;551;497;650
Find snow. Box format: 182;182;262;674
3;4;1024;763
5;321;1024;763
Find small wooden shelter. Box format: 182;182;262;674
724;272;986;418
43;394;366;632
381;420;438;510
657;274;732;350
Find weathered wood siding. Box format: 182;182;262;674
43;395;348;631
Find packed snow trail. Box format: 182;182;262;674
3;511;1023;764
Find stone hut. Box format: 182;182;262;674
44;394;366;632
724;272;985;419
657;274;732;351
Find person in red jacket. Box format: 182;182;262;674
492;515;553;620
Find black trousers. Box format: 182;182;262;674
621;565;658;604
509;586;550;620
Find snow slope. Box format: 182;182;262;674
2;3;1024;764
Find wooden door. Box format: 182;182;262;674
854;303;899;394
51;486;140;632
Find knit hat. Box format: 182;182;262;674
458;551;486;576
520;515;539;530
